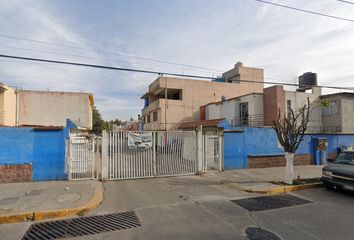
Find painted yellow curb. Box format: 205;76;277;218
0;212;34;224
222;180;323;195
0;183;104;224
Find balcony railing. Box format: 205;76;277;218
231;114;265;127
231;114;342;133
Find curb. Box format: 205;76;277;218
0;182;104;224
222;180;323;194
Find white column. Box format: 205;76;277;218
196;126;203;174
101;130;108;181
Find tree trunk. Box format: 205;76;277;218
285;153;294;184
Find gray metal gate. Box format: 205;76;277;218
102;131;197;180
66;136;95;180
202;135;222;172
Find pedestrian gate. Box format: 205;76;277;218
202;135;222;172
66;136;95;180
102;131;197;180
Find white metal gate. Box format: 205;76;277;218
202;135;222;172
156;131;197;176
103;131;197;180
66;136;95;180
105;131;155;180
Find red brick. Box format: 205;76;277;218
248;154;312;168
0;164;32;183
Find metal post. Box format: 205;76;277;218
153;132;157;177
101;130;108;181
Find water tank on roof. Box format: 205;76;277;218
298;72;317;91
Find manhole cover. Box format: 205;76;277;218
232;194;312;212
246;227;281;240
24;189;43;196
56;193;81;203
0;197;19;205
22;211;141;240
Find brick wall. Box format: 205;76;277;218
0;164;32;183
248;154;312;168
327;152;337;160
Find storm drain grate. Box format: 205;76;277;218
246;227;281;240
232;194;312;212
22;211;141;240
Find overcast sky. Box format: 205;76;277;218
0;0;353;120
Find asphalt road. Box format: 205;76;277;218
1;176;354;240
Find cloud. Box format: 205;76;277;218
0;0;353;121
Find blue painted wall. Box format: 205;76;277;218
223;127;354;170
0;119;77;181
0;127;34;165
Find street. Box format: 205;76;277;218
1;176;354;240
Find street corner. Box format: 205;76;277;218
0;180;104;224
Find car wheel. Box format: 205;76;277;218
324;183;334;190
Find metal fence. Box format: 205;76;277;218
231;114;342;133
156;131;197;176
106;131;155;180
202;135;222;172
66;137;95;180
231;114;264;127
102;131;198;180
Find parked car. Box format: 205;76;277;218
322;150;354;191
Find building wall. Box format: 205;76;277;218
321;94;342;131
341;96;354;133
142;65;264;130
284;87;322;128
0;120;74;183
223;127;354;169
18;91;93;129
0;84;16;126
205;93;263;126
263;85;285;125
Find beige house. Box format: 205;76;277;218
141;62;264;130
0;83;94;129
0;83;16;126
320;92;354;133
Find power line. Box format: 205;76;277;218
0;34;224;73
0;53;353;91
0;45;219;75
336;0;354;5
252;0;354;23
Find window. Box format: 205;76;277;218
240;102;249;126
322;100;338;116
153;112;158;122
287;100;292;118
157;89;183;100
147;115;151;123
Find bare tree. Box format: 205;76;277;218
272;98;311;184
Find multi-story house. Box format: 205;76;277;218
141;62;264;130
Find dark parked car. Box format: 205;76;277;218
322;151;354;191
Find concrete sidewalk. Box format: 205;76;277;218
0;180;103;224
203;165;323;193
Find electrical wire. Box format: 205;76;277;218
336;0;354;5
0;34;224;73
0;45;220;75
0;53;353;91
252;0;354;22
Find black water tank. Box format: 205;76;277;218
299;72;317;90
